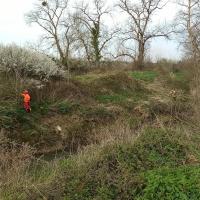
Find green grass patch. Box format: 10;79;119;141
128;71;158;82
95;90;148;109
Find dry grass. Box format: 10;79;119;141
91;119;139;146
68;120;139;170
0;132;63;200
0;134;34;199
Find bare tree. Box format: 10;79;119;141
111;39;137;63
25;0;75;68
176;0;200;60
72;12;92;63
176;0;200;119
118;0;171;70
74;0;118;67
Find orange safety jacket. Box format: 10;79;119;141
21;93;31;103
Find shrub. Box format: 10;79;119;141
0;44;64;80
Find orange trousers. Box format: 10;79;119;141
24;102;31;112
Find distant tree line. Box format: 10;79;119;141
25;0;178;70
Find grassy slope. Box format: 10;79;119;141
1;71;152;153
62;128;200;200
2;127;200;200
1;69;199;200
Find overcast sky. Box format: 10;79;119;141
0;0;182;60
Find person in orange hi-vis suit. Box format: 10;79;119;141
21;90;31;113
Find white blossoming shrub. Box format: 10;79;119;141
0;44;64;80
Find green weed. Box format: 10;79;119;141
137;166;200;200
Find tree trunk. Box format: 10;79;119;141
61;57;69;69
137;42;145;70
91;23;101;67
54;34;66;66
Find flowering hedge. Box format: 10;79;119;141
0;44;64;79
